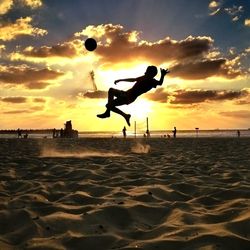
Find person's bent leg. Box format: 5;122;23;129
110;106;131;126
97;88;125;119
97;109;110;118
107;98;131;126
97;88;121;118
107;88;123;105
97;88;116;118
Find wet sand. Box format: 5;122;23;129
0;138;249;249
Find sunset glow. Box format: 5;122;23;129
0;0;249;131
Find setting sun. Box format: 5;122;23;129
123;98;153;121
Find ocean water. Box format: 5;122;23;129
1;129;250;139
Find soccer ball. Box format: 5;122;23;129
84;38;97;51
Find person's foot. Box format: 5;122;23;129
97;111;110;118
124;114;131;126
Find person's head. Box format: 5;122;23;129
145;66;157;78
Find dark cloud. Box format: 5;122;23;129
25;81;50;89
0;65;64;89
30;106;44;111
171;89;247;104
168;104;198;109
80;86;248;105
0;17;47;41
12;24;245;80
145;88;247;105
3;110;31;114
170;59;241;80
77;24;244;80
145;88;169;103
92;25;213;64
21;41;80;58
1;96;27;103
82;90;107;99
33;98;46;103
213;90;248;100
171;90;216;104
236;100;250;105
19;24;213;64
220;110;250;119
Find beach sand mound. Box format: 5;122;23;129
0;138;249;249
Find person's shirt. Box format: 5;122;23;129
127;75;159;98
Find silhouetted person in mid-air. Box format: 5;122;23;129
97;66;170;126
173;127;177;138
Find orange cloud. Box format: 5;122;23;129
3;109;32;114
75;24;245;80
245;19;250;27
25;81;51;89
220;110;250;118
81;90;107;99
20;40;83;58
77;24;213;64
33;97;46;103
0;0;13;15
0;65;64;89
170;59;242;80
171;89;248;104
22;0;43;9
145;88;170;103
0;17;47;41
10;39;87;65
209;1;220;8
146;88;248;105
1;96;27;103
10;24;246;81
208;1;221;16
0;0;43;15
14;24;213;64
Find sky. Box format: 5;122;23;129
0;0;250;131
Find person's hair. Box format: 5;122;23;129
145;66;157;77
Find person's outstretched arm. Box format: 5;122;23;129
157;68;170;86
114;78;137;84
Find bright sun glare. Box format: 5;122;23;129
123;98;153;120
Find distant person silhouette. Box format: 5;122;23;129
97;66;170;126
60;128;64;138
237;130;240;137
53;128;56;138
122;126;127;138
17;128;22;138
172;127;177;138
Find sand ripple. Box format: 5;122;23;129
0;138;249;249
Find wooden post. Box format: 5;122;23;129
195;127;199;137
146;117;150;137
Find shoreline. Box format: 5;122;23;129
1;129;250;139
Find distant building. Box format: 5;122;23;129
53;120;78;138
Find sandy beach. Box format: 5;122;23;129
0;137;249;250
